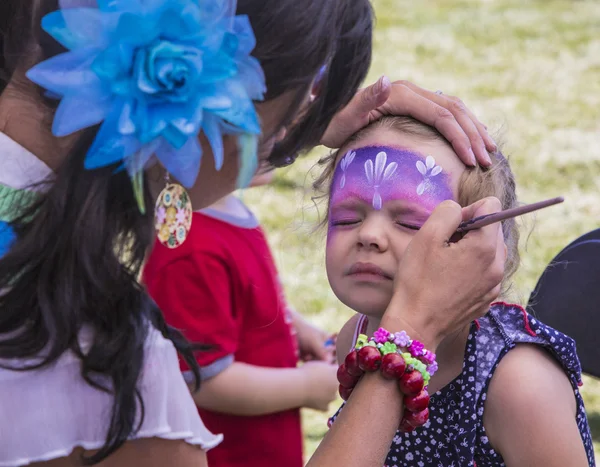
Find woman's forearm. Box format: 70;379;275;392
308;372;404;467
308;293;436;467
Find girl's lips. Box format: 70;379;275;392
347;262;393;280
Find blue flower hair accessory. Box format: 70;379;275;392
27;0;266;212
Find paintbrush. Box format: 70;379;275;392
455;196;564;235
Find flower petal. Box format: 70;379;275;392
156;136;202;188
430;166;442;176
42;8;117;50
53;94;112;136
382;161;398;181
417;182;425;196
426;155;435;169
117;99;137;135
374;151;387;181
212;82;261;134
237;133;259;189
364;159;374;184
416;160;427;175
373;192;382;210
232;15;257;57
85;106;141;169
125;140;160;178
115;12;162;46
26;48;104;96
202;114;224;170
235;57;267;101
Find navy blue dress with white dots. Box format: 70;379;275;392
329;303;595;467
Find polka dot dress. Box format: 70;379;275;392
328;303;595;467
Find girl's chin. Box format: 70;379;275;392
350;301;389;319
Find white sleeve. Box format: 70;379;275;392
0;326;222;466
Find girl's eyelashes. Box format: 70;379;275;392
331;218;361;227
396;221;421;231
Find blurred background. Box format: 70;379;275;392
241;0;600;460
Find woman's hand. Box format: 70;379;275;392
321;76;496;167
382;197;507;351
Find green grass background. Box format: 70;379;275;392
241;0;600;461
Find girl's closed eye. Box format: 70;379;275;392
331;217;362;227
395;221;421;231
330;204;365;227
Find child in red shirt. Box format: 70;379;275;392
144;171;338;467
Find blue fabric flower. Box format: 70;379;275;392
27;0;266;206
0;221;15;258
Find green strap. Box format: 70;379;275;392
0;184;39;222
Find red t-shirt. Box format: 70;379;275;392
144;209;302;467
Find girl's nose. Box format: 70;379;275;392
357;219;388;252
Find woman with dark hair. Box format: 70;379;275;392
0;0;502;466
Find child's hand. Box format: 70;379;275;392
293;312;336;364
300;361;339;412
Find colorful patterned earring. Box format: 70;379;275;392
154;173;193;248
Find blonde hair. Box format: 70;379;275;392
313;116;520;289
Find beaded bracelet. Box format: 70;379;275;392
336;327;438;432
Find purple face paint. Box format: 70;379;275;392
329;146;453;228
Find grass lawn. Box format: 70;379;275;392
241;0;600;461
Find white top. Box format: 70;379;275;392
0;133;222;466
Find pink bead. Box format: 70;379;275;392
422;350;436;364
393;331;410;347
408;339;425;358
373;327;390;344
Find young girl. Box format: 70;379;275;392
143;170;338;467
317;116;595;466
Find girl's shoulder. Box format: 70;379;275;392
478;302;582;384
478;304;594;466
0;325;222;466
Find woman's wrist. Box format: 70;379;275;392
336;326;435;432
381;292;441;353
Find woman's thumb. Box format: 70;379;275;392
359;75;391;114
419;200;463;244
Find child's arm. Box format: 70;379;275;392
146;251;339;417
189;360;338;416
483;344;589;466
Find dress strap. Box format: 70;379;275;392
349;314;369;354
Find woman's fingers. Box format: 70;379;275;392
322;78;496;168
357;76;392;118
376;83;478;166
418;200;463;244
320;76;391;148
390;81;496;166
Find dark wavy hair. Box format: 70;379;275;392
0;0;373;464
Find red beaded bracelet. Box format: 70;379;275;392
336;327;436;432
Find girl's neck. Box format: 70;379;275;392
207;194;250;218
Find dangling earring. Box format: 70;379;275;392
154;172;193;248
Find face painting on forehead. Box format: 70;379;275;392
330;146;453;214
